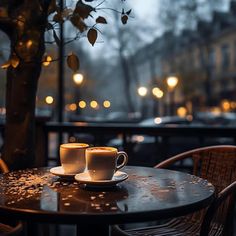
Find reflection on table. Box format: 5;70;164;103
0;166;215;236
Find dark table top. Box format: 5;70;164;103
0;166;215;225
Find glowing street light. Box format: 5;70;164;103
152;87;164;116
166;76;178;116
45;96;54;105
177;106;187;117
137;86;148;118
167;76;178;90
73;73;84;115
152;87;164;98
73;73;84;85
138;86;148;97
90;100;98;109
78;100;86;109
103;100;111;108
69;103;77;111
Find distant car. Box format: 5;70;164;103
106;115;201;166
108;115;233;167
68;114;105;123
139;115;205;127
106;111;141;123
139;116;192;126
194;112;236;126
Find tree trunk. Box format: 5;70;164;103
3;59;43;169
120;56;135;113
0;1;49;170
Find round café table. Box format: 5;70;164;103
0;166;215;236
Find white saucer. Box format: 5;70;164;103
50;166;76;179
74;171;128;187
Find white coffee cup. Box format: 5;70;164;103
86;147;128;180
60;143;89;174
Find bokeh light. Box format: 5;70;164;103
69;103;77;111
177;107;187;117
73;73;84;85
78;101;86;109
221;99;230;111
45;96;54;105
138;87;148;97
43;55;52;66
90;100;98;109
152;87;164;98
154;117;162;124
167;76;178;89
103;100;111;108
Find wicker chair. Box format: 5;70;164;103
112;145;236;236
0;157;23;236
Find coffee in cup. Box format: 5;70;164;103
86;147;128;180
60;143;89;174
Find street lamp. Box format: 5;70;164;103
167;76;178;90
166;76;178;116
137;86;148;118
73;73;84;85
152;87;164;116
73;73;84;115
45;95;54;105
78;100;86;109
103;100;111;108
90;100;99;109
138;86;148;97
152;87;164;99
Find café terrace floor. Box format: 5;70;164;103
33;206;236;236
33;217;236;236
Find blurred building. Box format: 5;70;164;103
129;1;236;115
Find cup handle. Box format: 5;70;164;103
116;151;128;172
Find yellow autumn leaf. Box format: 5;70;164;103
43;55;52;66
1;61;11;69
11;55;20;68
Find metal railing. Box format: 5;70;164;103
42;122;236;167
1;121;236;167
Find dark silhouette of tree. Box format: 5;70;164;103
0;0;129;169
100;2;154;113
113;10;135;113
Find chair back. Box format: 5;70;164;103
156;145;236;235
192;146;236;193
194;146;236;235
0;221;23;236
157;145;236;192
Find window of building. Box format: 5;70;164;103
221;44;230;70
208;48;216;79
199;49;205;68
208;48;215;69
234;41;236;66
